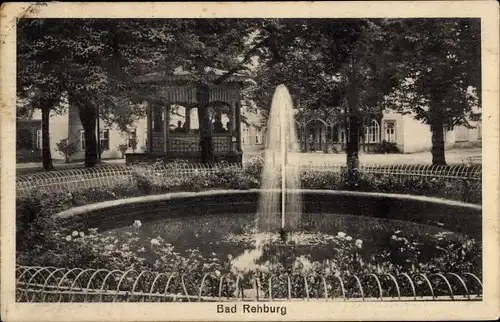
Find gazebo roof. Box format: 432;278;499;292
134;66;250;85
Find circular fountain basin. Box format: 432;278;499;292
56;189;482;238
55;189;481;264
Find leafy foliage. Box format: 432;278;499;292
55;138;79;163
17;18;481;167
383;19;481;164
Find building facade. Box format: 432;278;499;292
293;109;481;154
16;104;480;163
17;102;264;162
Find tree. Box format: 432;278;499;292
383;19;481;165
333;20;405;187
17;20;67;171
248;19;404;186
17;19;106;167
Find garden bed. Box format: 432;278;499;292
16;162;483;300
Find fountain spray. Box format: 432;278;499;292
232;84;301;273
280;94;287;241
257;84;302;236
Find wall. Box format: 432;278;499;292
30;109;69;160
241;123;264;148
66;103;149;161
381;110;405;152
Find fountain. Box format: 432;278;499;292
257;84;302;235
230;85;303;271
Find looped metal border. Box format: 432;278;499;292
16;266;482;302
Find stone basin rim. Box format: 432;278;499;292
54;189;482;220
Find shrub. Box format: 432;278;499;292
373;140;399;154
56;138;78;163
118;144;128;159
16;165;482;299
15;164;480;254
129;136;138;152
243;153;264;179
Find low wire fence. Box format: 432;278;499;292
16;163;482;203
16;266;482;302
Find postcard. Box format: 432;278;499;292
1;1;499;321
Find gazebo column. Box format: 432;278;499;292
301;124;306;151
196;84;214;163
163;104;169;153
230;102;236;132
146;101;152;153
185;107;191;132
235;101;242;152
229;102;236;151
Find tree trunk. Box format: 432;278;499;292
430;105;447;165
345;60;360;190
346;115;360;189
78;103;99;168
197;84;214;164
41;107;53;171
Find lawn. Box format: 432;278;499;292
244;148;482;165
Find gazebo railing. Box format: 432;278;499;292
16;266;482;303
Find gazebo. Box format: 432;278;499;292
126;67;247;165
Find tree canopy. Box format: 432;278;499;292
17;18;482;167
383;18;481;164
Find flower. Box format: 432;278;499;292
355;239;363;248
337;232;346;238
79;231;85;237
150;238;160;246
391;235;397;240
345;236;353;241
133;220;142;229
71;230;79;237
65;235;72;241
214;270;221;277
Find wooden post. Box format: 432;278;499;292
228;102;235;152
230;102;236;133
163;104;170;155
235;101;242;152
185;107;191;132
146;101;152;153
196;84;214;163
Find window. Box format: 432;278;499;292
242;127;250;145
296;123;302;140
80;130;110;150
340;128;350;144
80;130;86;150
384;121;396;143
255;129;262;144
332;124;340;142
326;126;332;141
36;129;42;149
365;120;380;143
128;129;137;148
100;129;110;150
